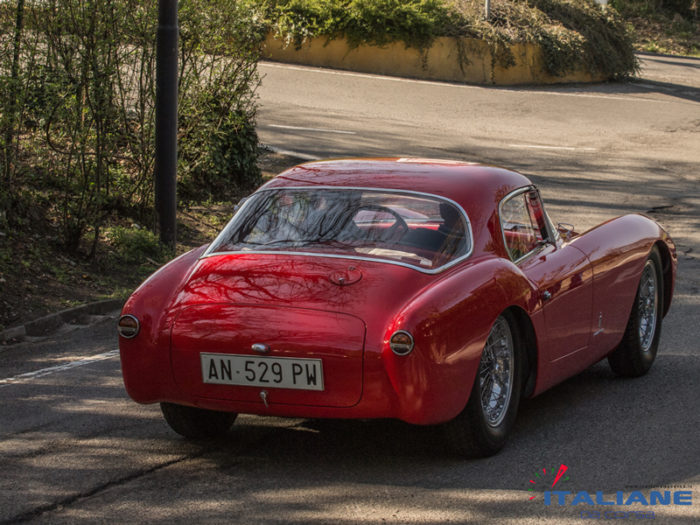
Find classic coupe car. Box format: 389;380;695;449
118;158;676;457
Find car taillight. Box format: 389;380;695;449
390;330;414;356
118;315;140;339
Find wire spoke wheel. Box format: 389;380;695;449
608;247;664;378
444;311;523;458
637;260;658;352
479;316;515;427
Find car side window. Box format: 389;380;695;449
500;190;545;261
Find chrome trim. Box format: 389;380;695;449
532;187;558;244
201;185;475;275
251;343;270;354
260;390;269;408
202;250;466;275
117;314;140;339
498;185;555;264
593;312;604;336
557;222;574;243
390;330;415;356
204;193;258;259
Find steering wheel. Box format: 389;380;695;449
353;204;409;243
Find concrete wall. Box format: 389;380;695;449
263;34;605;85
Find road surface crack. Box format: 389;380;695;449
1;451;204;524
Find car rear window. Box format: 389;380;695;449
209;188;471;271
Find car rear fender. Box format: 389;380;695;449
118;245;208;403
383;256;540;424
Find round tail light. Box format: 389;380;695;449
390;330;414;356
118;315;140;339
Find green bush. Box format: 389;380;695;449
267;0;453;49
452;0;638;78
0;0;265;256
178;0;265;204
528;0;638;78
179;109;261;204
108;226;170;264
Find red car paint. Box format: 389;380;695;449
119;159;676;425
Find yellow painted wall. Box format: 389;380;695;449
263;34;605;85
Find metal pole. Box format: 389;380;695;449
155;0;178;249
484;0;491;20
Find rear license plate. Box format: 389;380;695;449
200;353;324;391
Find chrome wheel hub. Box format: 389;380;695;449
638;260;658;352
479;317;514;427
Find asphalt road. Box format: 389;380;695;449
1;55;699;524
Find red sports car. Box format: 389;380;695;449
118;158;676;457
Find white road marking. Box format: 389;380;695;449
260;61;673;103
268;124;356;135
264;142;596;161
0;349;119;387
508;144;597;152
265;145;321;161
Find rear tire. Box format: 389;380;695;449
445;311;523;457
608;247;664;377
160;402;237;439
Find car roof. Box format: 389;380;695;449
260;158;534;260
262;158;532;208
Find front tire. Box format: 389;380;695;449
445;312;523;457
608;247;664;377
160;402;237;439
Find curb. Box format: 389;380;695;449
263;34;607;86
0;299;124;345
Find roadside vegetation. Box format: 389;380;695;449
259;0;639;79
0;0;267;331
611;0;699;56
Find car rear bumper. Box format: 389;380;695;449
120;327;480;425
